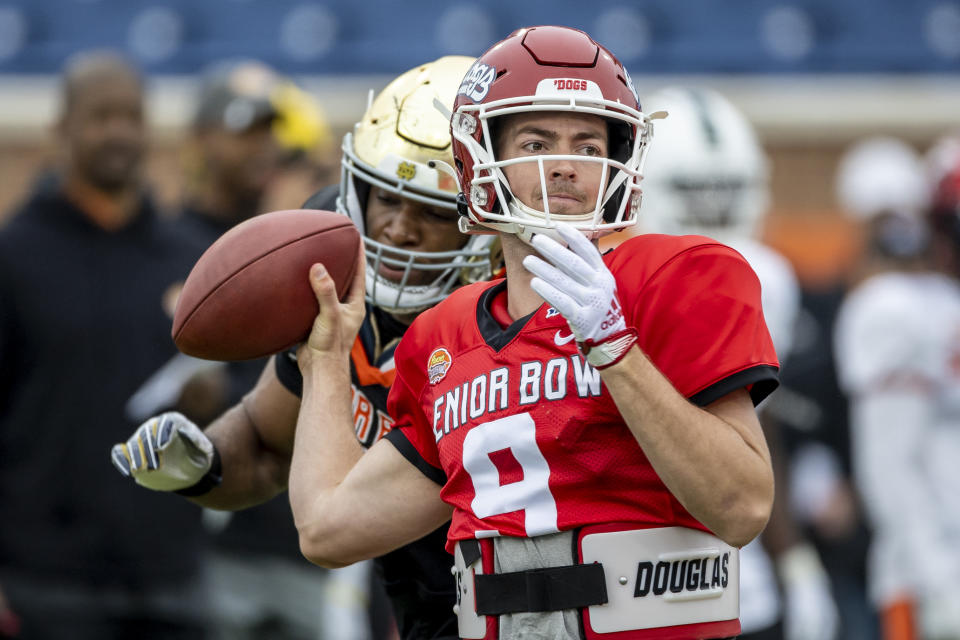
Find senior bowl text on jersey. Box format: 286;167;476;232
383;234;779;638
387;233;779;545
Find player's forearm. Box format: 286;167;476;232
289;353;364;565
296;441;453;569
192;402;290;510
601;347;774;547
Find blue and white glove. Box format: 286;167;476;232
522;223;637;369
111;411;221;495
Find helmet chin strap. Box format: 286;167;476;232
365;265;442;315
464;193;608;247
427;157;460;191
476;203;600;247
509;201;569;246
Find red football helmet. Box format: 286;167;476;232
450;25;655;242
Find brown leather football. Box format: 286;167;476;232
172;209;360;361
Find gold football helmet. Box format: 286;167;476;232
339;55;497;312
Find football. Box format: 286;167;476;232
172;209;361;361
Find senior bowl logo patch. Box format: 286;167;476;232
427;347;453;385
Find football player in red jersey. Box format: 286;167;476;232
290;27;777;639
290;25;779;640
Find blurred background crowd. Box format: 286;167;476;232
0;1;958;639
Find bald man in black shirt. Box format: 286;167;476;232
0;51;210;639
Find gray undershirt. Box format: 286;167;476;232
493;531;582;640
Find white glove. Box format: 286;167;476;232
110;411;219;493
778;544;839;640
920;588;960;639
522;223;637;369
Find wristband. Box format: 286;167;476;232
579;328;638;370
174;446;223;497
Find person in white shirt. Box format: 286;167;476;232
835;153;960;640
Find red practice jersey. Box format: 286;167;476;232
384;234;779;551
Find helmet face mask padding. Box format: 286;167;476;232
337;55;498;313
451;26;655;244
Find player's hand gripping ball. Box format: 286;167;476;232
172;209;361;361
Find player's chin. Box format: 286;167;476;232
544;197;590;216
376;265;432;286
